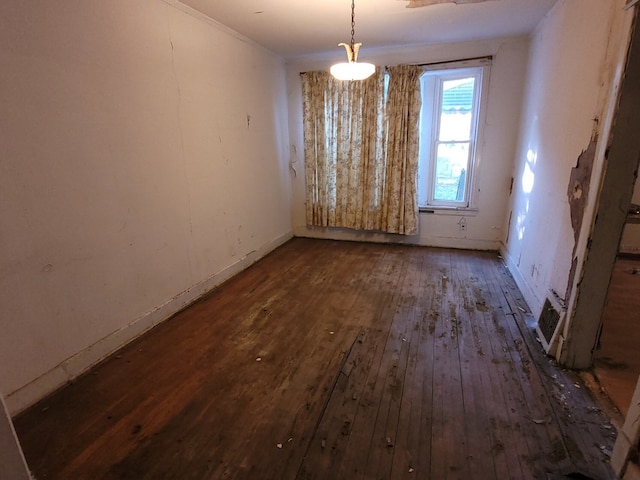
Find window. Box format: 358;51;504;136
418;63;488;209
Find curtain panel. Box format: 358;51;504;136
382;65;423;234
301;69;386;231
301;65;422;235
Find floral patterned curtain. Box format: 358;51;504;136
301;65;421;235
382;65;423;234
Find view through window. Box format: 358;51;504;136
418;65;486;209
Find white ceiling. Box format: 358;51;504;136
178;0;558;59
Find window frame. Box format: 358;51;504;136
417;59;491;211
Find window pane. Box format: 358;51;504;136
433;142;470;202
439;77;475;141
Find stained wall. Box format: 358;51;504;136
0;0;293;414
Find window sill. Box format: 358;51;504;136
419;206;479;216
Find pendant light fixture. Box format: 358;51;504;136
330;0;376;81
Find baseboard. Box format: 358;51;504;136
618;248;640;258
6;231;294;417
294;225;500;251
498;245;543;318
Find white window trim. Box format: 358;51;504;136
417;57;491;212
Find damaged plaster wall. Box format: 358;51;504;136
564;136;598;301
500;0;627;316
0;0;292;414
560;2;637;369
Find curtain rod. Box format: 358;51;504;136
413;55;493;67
299;55;493;75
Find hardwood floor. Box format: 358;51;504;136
13;239;616;479
594;256;640;417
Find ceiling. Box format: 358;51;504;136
178;0;558;59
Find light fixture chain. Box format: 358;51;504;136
331;0;375;80
350;0;355;50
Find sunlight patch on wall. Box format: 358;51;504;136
516;149;537;241
522;149;537;194
522;163;535;194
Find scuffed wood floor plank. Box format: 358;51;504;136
13;239;616;479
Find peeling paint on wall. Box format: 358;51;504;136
568;136;598;244
565;135;598;299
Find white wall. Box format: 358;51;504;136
0;0;292;414
286;36;530;250
501;0;626;314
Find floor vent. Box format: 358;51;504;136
536;293;566;357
